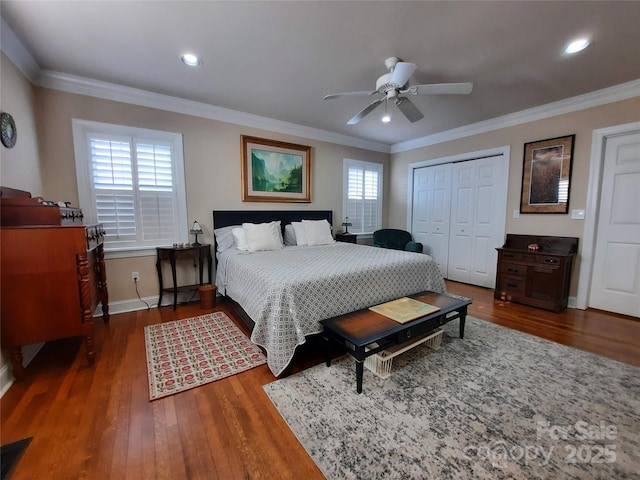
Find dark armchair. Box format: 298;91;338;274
372;229;423;253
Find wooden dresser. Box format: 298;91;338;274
0;188;109;380
494;234;578;313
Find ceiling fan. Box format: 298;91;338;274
323;57;473;125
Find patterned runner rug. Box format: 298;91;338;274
264;316;640;479
145;311;266;400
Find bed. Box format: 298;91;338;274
212;210;447;376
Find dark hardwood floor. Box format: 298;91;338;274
2;281;639;479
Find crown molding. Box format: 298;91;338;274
36;70;390;153
3;14;637;156
391;79;640;153
1;16;40;81
0;13;389;153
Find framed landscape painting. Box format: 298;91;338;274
241;135;311;202
520;134;575;214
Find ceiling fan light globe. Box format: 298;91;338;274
384;56;401;70
381;114;391;123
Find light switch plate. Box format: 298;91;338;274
571;209;586;220
513;209;520;218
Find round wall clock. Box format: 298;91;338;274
1;112;17;148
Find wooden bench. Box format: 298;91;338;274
321;291;471;393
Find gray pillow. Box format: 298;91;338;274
213;225;241;252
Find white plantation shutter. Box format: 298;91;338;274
74;120;187;253
136;142;176;242
91;137;137;241
343;159;383;234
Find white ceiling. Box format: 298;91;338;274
2;1;640;148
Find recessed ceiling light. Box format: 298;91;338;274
564;38;590;54
181;53;202;67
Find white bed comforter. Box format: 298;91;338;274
216;243;446;376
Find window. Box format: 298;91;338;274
73;119;187;255
343;159;383;235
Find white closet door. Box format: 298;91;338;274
448;156;508;288
411;163;452;275
588;131;640;317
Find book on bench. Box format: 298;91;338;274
369;297;440;324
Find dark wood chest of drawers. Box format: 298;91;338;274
494;234;578;312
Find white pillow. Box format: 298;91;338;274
284;224;297;246
292;222;308;246
302;219;335;246
242;221;283;252
214;225;241;252
276;221;284;246
232;227;249;251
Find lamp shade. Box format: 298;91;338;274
190;221;203;234
190;220;203;246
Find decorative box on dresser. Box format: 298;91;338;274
494;234;578;313
0;187;109;380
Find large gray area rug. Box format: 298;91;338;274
263;317;640;479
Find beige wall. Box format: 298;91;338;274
33;87;390;304
390;97;640;298
0;52;42;194
0;52;44;377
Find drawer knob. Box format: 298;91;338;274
407;329;412;339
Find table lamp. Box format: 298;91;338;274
341;217;353;234
190;220;204;245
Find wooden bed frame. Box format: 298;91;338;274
212;209;334;330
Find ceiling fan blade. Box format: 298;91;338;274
347;98;384;125
395;97;424;123
389;62;417;87
407;83;474;95
323;91;376;100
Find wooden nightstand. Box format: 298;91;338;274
156;244;212;310
336;233;357;244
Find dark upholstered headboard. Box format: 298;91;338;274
212;210;334;257
213;210;333;231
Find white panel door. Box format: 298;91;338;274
448;156;508;288
589;132;640;317
411;163;452;275
448;163;474;282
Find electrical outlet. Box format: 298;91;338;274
132;271;139;282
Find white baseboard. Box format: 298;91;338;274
0;342;44;398
103;291;200;315
568;296;579;309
